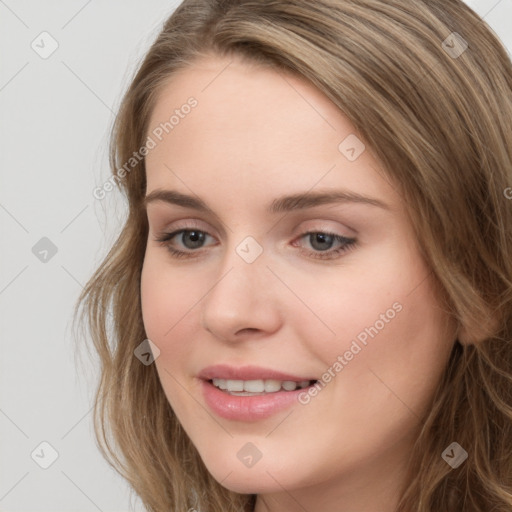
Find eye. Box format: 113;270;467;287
153;228;357;261
293;231;357;260
154;229;215;259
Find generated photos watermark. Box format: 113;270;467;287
298;301;403;405
93;97;198;200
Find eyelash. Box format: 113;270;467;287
154;227;357;261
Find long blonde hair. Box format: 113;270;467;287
74;1;512;510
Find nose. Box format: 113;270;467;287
200;242;282;343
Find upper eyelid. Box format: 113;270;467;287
146;204;362;237
152;218;209;233
149;214;356;236
146;208;231;237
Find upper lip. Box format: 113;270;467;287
198;364;317;382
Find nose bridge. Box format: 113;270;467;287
200;232;280;339
206;233;268;309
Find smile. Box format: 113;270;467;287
210;378;316;395
201;378;320;421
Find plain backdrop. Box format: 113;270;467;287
1;1;511;510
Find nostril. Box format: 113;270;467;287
236;328;259;335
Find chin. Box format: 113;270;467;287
213;472;281;495
202;455;304;495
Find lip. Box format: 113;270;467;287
197;364;318;421
200;379;316;421
197;364;317;382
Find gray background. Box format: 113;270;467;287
1;1;510;510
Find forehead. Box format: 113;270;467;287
144;54;401;214
146;53;354;156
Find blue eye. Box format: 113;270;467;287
154;229;357;261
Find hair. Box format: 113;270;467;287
73;1;512;510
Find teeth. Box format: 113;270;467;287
264;379;282;392
244;380;265;392
211;378;313;393
282;380;298;391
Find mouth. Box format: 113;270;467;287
200;376;320;421
207;378;318;396
197;365;320;420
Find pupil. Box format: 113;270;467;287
310;233;333;251
183;230;205;249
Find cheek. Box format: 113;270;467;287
320;272;455;426
140;253;205;420
305;248;454;406
140;252;201;400
141;251;197;341
294;261;409;366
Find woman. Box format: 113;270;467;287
75;1;512;510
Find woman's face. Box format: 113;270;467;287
141;54;457;510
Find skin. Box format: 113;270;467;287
140;53;459;512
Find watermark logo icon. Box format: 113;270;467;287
31;31;59;59
338;134;366;162
31;441;59;469
236;236;263;263
442;442;468;468
442;32;468;59
237;442;263;468
32;237;58;263
134;339;161;365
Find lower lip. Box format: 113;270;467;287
200;379;313;421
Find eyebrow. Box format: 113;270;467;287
143;188;390;215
